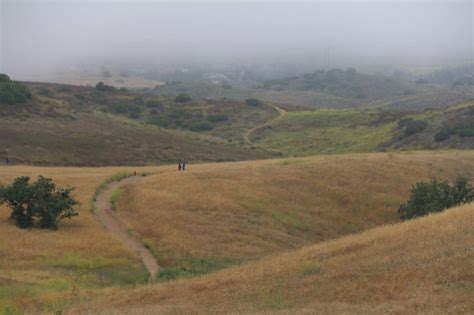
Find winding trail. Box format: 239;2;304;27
94;177;160;281
243;104;287;145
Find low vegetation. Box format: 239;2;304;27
0;73;32;104
398;175;474;220
95;81;115;92
0;176;78;229
174;93;192;103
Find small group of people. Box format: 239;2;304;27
178;160;186;171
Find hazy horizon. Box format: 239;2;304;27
1;0;472;81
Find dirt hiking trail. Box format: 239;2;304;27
94;176;160;281
244;104;287;145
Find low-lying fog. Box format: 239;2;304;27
1;0;472;81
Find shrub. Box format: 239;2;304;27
37;87;53;97
133;97;144;105
95;82;115;92
467;105;474;116
174;94;192;103
435;124;474;142
207;114;228;122
187;121;213;132
404;120;427;137
146;99;161;108
457;127;474;138
111;102;142;117
398;175;474;220
0;176;78;229
398;117;413;128
245;98;262;106
0;73;9;82
434;129;451;142
0;74;32;104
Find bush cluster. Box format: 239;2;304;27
434;124;474;142
245;98;262;107
95;81;115;92
110;102;143;118
0;73;32;104
146;99;162;108
0;176;78;229
398;175;474;220
403;120;428;137
207;114;228;122
174;94;192;103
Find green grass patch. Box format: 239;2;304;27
278;159;305;166
262;292;289;310
156;256;240;282
110;187;123;210
0;302;21;315
39;253;148;287
272;210;301;230
92;171;134;201
40;253;129;271
301;262;322;276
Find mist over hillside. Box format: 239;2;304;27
1;0;472;82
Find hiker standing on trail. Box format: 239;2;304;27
178;161;182;171
182;161;186;171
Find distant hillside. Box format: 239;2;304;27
251;100;474;156
1;78;472;165
152;69;474;110
381;100;474;150
0;81;276;165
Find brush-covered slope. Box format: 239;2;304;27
74;201;474;314
251;100;474;156
0;81;275;165
114;151;474;278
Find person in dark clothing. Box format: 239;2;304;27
178;162;182;171
182;161;186;171
5;157;10;165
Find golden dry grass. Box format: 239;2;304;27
115;151;474;266
71;201;474;314
0;165;163;313
0;151;473;314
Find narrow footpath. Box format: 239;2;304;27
243;104;287;145
94;177;160;281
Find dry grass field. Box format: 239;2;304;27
114;151;474;277
72;201;474;314
0;151;472;314
0;165;165;314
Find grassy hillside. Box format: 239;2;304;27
112;152;473;281
0;82;275;165
73;201;474;314
252;100;474;156
1;80;472;165
0;152;472;314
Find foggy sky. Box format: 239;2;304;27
1;0;472;80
